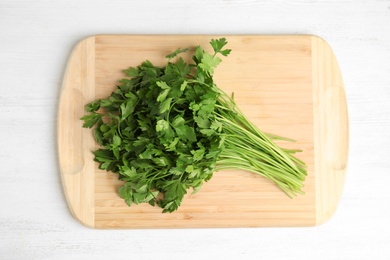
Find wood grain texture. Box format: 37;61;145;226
58;37;96;227
312;37;349;225
58;35;348;228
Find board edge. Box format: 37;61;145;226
58;36;96;228
311;35;349;226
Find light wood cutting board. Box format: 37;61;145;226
58;35;348;229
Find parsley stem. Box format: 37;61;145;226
214;89;307;197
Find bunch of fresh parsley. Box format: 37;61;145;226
81;38;307;213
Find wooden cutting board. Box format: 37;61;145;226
58;35;348;228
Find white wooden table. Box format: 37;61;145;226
1;1;389;259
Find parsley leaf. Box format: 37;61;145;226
198;53;222;74
165;48;189;60
210;38;232;56
80;113;102;128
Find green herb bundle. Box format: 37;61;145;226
81;38;307;213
